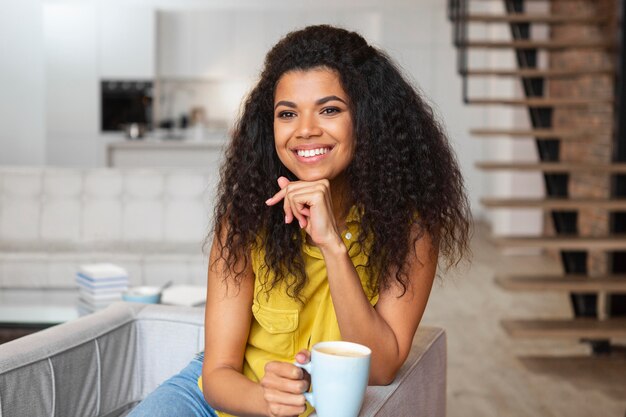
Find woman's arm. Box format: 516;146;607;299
321;226;437;385
201;233;265;416
201;233;309;417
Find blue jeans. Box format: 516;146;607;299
128;353;218;417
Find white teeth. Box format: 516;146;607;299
296;147;330;158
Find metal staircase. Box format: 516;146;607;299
449;0;626;354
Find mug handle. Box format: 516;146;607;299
294;361;315;407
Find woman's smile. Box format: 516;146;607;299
291;144;335;163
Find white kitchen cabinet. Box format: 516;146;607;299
192;11;236;79
98;5;156;79
157;8;387;82
230;11;267;78
261;10;303;53
158;10;266;80
157;10;196;79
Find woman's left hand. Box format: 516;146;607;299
265;176;342;249
261;350;311;417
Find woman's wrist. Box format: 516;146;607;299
319;234;348;258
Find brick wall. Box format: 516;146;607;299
545;0;617;275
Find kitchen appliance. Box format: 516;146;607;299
101;80;153;132
120;123;147;139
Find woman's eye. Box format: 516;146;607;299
277;111;296;119
321;107;340;115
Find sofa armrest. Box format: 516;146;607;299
0;302;205;417
360;326;446;417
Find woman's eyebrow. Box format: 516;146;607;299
316;95;347;106
274;100;297;110
274;95;348;110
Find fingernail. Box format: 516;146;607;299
285;216;289;224
265;198;271;205
299;220;304;228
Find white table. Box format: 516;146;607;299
0;286;208;344
0;289;81;343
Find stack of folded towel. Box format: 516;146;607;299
76;263;129;313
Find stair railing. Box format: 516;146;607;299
449;0;470;103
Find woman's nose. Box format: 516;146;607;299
296;113;322;139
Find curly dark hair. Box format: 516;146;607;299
209;24;471;299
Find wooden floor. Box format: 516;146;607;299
421;226;626;417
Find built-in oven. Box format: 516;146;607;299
101;80;153;132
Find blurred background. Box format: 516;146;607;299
0;0;530;225
1;0;625;416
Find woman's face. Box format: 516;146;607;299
273;67;355;183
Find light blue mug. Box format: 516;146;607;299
296;341;371;417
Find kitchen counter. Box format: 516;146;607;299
106;131;229;168
109;138;226;150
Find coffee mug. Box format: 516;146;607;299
295;341;371;417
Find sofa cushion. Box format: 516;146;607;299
0;167;215;288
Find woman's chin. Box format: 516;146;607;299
294;173;330;182
291;168;346;184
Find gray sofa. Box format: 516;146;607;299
0;303;446;417
0;167;216;289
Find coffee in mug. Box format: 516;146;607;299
295;341;371;417
314;346;369;357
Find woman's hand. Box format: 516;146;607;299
261;350;311;417
265;176;342;249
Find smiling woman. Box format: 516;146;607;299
128;24;471;417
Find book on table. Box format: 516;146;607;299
76;263;129;312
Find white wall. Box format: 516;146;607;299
0;0;46;165
481;1;544;239
399;1;487;222
44;1;99;167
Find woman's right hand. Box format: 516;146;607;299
261;350;311;417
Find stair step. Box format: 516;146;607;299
492;236;626;250
501;318;626;339
496;275;626;292
470;0;594;2
459;13;609;24
467;97;612;107
470;128;601;139
517;356;626;392
481;197;626;209
466;68;613;77
476;162;626;173
461;39;614;49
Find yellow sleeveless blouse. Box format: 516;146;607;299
204;206;378;417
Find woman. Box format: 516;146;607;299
130;24;471;417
